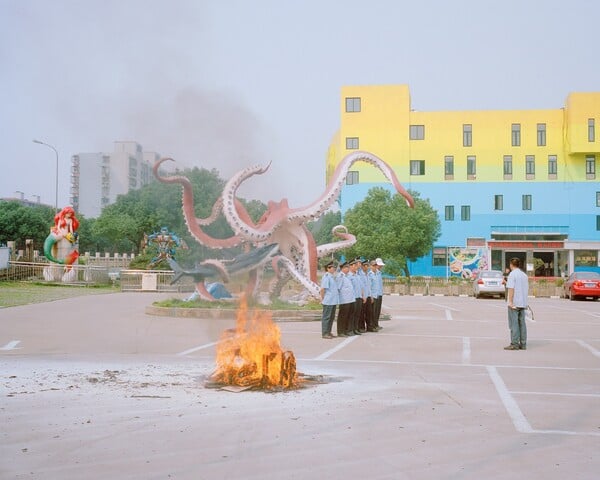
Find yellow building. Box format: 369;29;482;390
329;85;600;277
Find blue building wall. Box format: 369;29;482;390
340;181;600;276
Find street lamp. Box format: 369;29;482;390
32;139;59;212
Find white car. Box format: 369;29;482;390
473;270;505;298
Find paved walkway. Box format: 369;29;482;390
1;293;599;479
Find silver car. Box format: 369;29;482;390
473;270;505;298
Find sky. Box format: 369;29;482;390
1;0;599;213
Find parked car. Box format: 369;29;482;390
563;271;600;300
473;270;505;298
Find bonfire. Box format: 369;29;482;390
208;296;300;390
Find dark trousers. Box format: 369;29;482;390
361;297;374;330
321;304;336;335
350;298;362;332
373;295;383;327
337;302;354;335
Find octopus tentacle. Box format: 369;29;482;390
272;256;320;298
316;224;357;258
221;162;289;241
153;158;243;248
288;151;415;223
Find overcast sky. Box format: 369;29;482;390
1;0;599;213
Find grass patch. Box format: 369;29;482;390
153;297;322;310
0;281;118;308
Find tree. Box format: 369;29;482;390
342;188;441;277
0;201;55;250
87;166;267;260
308;210;342;249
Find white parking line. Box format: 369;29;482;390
487;365;600;437
429;302;460;312
0;340;21;351
314;335;358;361
511;391;600;398
486;366;533;433
576;340;600;358
462;337;471;364
177;341;219;356
445;309;453;320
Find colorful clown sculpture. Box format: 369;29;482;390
43;206;80;282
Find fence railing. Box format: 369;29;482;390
4;261;111;285
119;269;196;293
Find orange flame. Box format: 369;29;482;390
210;295;299;389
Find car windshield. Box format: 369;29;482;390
480;271;502;278
575;272;600;280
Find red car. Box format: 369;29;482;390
563;271;600;300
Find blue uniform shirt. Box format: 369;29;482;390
349;271;362;299
359;268;371;297
320;272;339;306
368;269;378;297
337;272;355;305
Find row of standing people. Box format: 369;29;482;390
320;257;386;339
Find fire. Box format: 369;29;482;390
209;295;299;390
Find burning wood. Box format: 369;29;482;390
208;296;300;390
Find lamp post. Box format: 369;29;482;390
32;139;59;212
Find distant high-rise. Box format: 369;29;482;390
70;141;160;218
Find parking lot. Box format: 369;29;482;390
1;292;599;479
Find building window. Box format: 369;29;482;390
503;155;513;177
432;247;447;266
597;191;600;207
575;250;598;266
586;155;596;177
548;155;558;176
589;118;595;142
467;155;476;177
461;205;471;221
511;123;521;146
525;155;535;177
494;195;503;210
345;97;361;113
346;137;359;149
410;160;425;175
463;124;472;147
522;194;532;211
597;216;600;231
445;206;454;221
536;123;546;146
346;171;359;185
410;125;425;140
444;156;454;178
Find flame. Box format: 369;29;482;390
210;295;299;389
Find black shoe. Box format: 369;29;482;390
358;329;367;333
353;330;362;335
346;331;356;336
520;345;527;350
338;333;348;337
366;328;377;332
504;344;519;350
322;333;334;339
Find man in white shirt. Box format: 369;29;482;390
505;257;529;350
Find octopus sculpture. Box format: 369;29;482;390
153;150;414;301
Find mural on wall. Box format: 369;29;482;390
448;247;489;279
43;206;80;282
153;150;415;301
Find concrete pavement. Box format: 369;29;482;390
1;292;599;479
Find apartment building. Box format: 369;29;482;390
70;141;159;218
328;85;600;277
